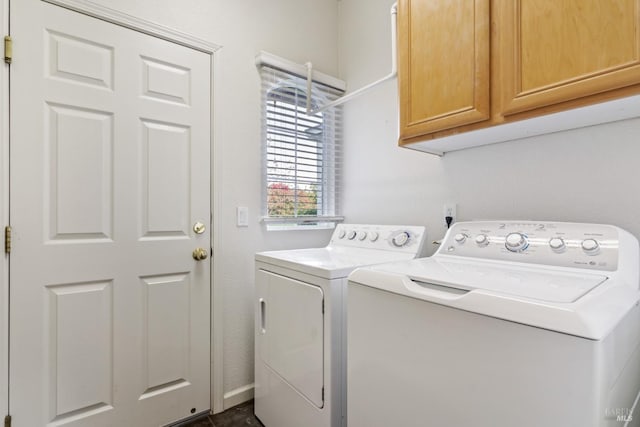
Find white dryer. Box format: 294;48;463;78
348;221;640;427
254;224;426;427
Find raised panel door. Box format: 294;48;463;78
10;1;211;426
398;0;490;139
496;0;640;115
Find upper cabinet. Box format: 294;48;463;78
398;0;490;139
398;0;640;153
496;0;640;116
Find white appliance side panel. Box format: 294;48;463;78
602;303;640;426
347;282;603;427
260;270;324;408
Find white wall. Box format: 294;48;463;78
87;0;340;411
338;0;640;255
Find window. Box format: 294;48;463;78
259;65;344;229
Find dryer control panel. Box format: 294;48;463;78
330;224;426;255
439;221;621;271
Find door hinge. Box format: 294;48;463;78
4;414;11;427
4;36;12;64
4;226;11;254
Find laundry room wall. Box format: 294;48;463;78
338;0;640;254
86;0;340;412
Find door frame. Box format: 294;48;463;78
2;0;226;417
0;0;8;420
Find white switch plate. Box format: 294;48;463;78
237;207;249;227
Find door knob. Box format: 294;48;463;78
192;248;208;261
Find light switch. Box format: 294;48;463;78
237;207;249;227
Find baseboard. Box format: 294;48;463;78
222;383;254;411
166;410;211;426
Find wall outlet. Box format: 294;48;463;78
443;203;456;223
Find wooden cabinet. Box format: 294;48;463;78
496;0;640;116
398;0;640;151
398;0;490;139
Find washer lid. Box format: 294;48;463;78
349;257;638;340
399;257;607;303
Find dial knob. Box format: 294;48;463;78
549;237;566;252
454;233;468;244
369;231;379;242
392;232;410;247
475;234;489;247
357;231;367;241
338;229;346;239
581;239;600;254
347;230;357;240
505;232;528;252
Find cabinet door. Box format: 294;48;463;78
496;0;640;116
398;0;490;139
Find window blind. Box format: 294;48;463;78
260;65;344;226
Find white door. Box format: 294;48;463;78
9;1;211;426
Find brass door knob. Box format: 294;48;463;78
192;248;208;261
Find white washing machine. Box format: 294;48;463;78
348;221;640;427
254;224;426;427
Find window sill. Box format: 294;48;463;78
261;216;344;231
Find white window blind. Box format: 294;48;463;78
259;64;344;228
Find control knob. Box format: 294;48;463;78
505;232;528;252
474;234;489;247
581;239;600;255
357;231;367;241
549;237;566;252
454;233;468;244
338;229;346;239
392;231;411;247
369;231;379;242
347;230;357;240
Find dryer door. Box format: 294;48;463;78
257;270;324;408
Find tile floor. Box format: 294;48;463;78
183;400;263;427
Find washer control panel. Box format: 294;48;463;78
330;224;426;255
439;221;619;271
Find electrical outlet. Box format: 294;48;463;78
443;203;456;222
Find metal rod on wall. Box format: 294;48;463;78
308;2;398;115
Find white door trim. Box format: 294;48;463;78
211;54;225;414
0;0;9;420
42;0;221;54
